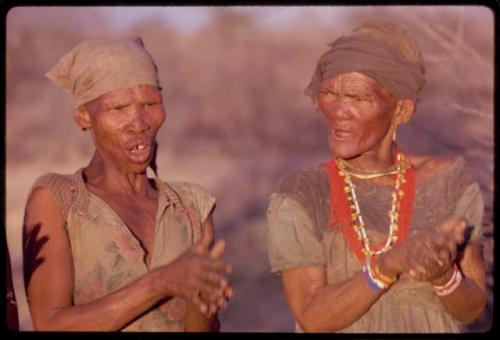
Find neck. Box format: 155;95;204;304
344;141;396;173
84;152;154;197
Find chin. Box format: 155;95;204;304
121;162;150;175
329;143;361;160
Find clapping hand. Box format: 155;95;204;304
191;221;233;316
159;220;232;316
378;217;467;282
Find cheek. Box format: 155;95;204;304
92;118;125;149
146;108;166;131
358;110;393;141
155;109;166;129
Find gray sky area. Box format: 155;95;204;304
98;6;349;31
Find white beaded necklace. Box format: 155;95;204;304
336;152;408;256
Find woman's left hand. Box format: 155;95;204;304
406;217;467;282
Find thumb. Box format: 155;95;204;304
191;221;213;255
451;218;467;244
209;239;226;259
438;217;461;234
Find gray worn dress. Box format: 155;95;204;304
267;156;483;333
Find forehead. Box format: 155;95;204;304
100;84;161;101
84;84;161;114
320;72;391;95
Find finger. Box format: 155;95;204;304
199;286;223;304
437;217;461;234
209;303;218;316
406;256;428;280
191;293;208;314
452;219;467;244
202;257;232;274
438;248;450;265
192;221;214;255
209;239;226;259
422;236;449;266
200;220;215;247
223;286;233;298
213;296;227;312
203;271;229;289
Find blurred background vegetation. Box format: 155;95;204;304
5;5;494;332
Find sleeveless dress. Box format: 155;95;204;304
30;168;215;332
267;156;484;333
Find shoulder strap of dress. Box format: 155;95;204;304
161;182;201;239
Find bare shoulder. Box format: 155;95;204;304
407;154;457;181
24;186;65;231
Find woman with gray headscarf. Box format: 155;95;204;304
22;37;232;332
267;22;486;332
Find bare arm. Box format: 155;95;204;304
280;218;475;333
281;266;384;332
24;188;230;331
432;244;487;323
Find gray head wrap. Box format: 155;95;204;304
305;23;426;101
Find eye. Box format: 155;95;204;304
110;105;127;111
144;100;162;108
319;89;336;98
354;96;370;103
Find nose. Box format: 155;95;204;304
329;100;353;121
127;106;150;133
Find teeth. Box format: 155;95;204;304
132;144;147;151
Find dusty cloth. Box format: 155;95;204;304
267;156;484;333
46;37;160;108
30;169;215;332
304;24;426;101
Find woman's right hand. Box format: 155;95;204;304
378;217;467;281
155;223;232;316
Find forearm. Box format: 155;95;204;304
438;277;487;323
185;303;219;332
31;268;168;331
298;271;384;332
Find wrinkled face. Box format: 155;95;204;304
317;72;399;159
84;84;165;174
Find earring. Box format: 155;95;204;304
392;116;399;142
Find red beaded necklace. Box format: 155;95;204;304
327;144;416;265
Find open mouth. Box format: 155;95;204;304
125;143;152;163
130;144;148;152
332;128;353;141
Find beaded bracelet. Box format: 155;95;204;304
432;264;463;296
362;265;385;292
363;256;397;292
369;256;398;286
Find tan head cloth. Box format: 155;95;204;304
46;36;160;108
305;22;426;101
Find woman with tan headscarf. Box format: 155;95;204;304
267;22;486;333
22;37;232;332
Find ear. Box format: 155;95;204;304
394;99;415;125
74;105;93;130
